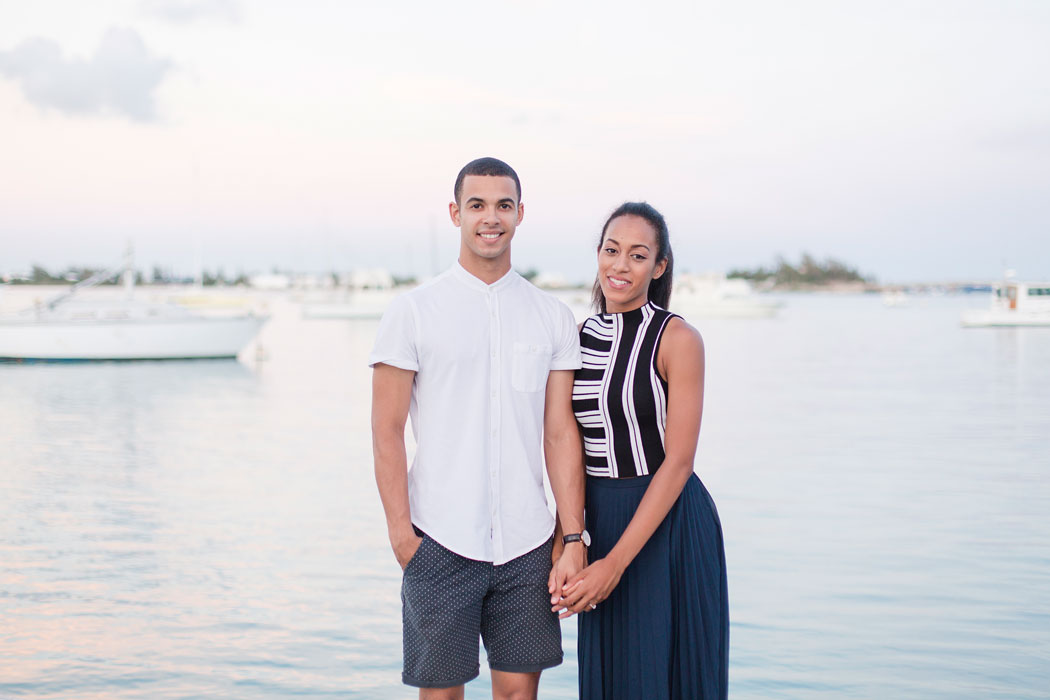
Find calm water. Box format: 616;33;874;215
2;292;1048;699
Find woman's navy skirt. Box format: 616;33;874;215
579;472;729;700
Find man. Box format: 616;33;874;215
370;157;587;700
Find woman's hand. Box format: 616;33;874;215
552;555;625;619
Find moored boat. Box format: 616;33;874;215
961;278;1050;327
670;273;782;319
0;251;268;360
300;289;396;320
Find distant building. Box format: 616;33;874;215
248;273;292;290
339;268;394;290
533;272;572;289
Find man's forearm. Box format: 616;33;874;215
373;429;414;542
546;427;587;598
545;430;585;535
371;363;417;560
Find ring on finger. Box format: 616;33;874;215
589;602;597;610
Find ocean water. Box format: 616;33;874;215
1;291;1048;699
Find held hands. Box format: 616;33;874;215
548;542;587;608
551;555;625;619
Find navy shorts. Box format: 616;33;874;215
401;532;563;688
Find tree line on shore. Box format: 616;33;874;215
4;265;249;286
727;253;872;288
8;253;872;290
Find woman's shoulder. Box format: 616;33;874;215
659;315;704;357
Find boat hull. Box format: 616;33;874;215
299;290;395;320
300;303;386;320
0;316;267;360
671;298;781;319
961;311;1050;328
961;280;1050;328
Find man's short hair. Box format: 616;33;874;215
453;157;521;204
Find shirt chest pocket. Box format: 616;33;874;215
512;342;552;392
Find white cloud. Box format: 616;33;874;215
0;27;172;122
139;0;240;24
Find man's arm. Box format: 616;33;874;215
543;369;587;602
553;320;705;617
372;362;421;569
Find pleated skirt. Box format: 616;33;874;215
579;473;729;700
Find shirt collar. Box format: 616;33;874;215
601;300;656;322
451;261;519;292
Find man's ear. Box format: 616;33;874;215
449;201;461;226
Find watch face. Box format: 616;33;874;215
581;530;591;547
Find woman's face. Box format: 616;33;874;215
597;214;667;313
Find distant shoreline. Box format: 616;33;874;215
0;280;998;295
758;281;994;294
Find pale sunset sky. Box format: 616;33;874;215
2;0;1048;283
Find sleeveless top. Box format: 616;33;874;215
572;301;679;478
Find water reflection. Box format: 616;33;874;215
1;294;1048;699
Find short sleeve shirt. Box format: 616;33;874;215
369;263;582;564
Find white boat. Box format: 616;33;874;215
0;252;268;360
300;289;397;320
298;268;398;320
962;278;1050;327
670;273;782;319
882;289;909;307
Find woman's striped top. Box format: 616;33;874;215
572;301;679;478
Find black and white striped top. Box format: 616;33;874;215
572;301;679;478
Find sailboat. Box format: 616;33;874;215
0;249;268;360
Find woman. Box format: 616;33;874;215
555;202;729;699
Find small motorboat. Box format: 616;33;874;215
961;276;1050;328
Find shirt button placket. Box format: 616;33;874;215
488;289;501;560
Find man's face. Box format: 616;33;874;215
450;175;523;266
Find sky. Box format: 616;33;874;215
1;0;1048;284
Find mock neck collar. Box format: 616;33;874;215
602;300;657;321
451;261;518;292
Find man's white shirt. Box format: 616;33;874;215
369;263;582;564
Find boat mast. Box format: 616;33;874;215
122;243;135;299
41;246;134;311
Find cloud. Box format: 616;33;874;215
0;28;172;123
139;0;240;23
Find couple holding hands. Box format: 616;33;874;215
371;157;728;700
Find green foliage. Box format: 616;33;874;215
200;269;247;286
728;253;871;286
7;264;233;286
12;265;120;285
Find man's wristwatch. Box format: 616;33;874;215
562;530;591;547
